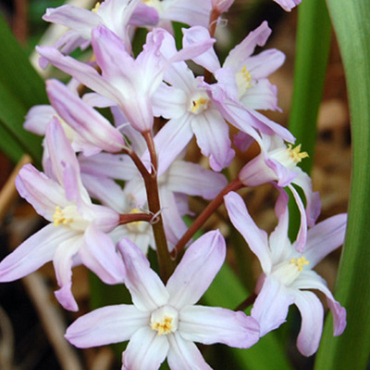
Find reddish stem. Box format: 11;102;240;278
234;293;257;312
174;177;243;255
119;213;153;225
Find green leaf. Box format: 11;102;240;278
314;1;370;369
287;0;332;240
0;13;48;164
203;263;293;370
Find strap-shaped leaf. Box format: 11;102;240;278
314;1;370;369
0;14;48;164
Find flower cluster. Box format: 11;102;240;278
0;0;346;368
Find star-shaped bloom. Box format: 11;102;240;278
237;132;321;251
224;191;347;356
65;230;260;369
0;119;124;311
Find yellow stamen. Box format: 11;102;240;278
151;317;173;336
53;206;73;227
240;65;252;88
191;97;209;114
287;144;309;163
92;2;101;13
290;256;309;272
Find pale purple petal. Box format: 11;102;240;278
224;192;272;273
79;226;125;284
24;105;55;135
167;332;212;370
289;184;307;252
292;290;323;356
292;170;321;227
46;79;124;155
240;79;280;111
303;214;347;267
252;276;294;336
246;49;285;80
117;238;169;311
42;5;100;38
162;0;212;28
167;230;226;309
179;305;260;348
182;26;220;73
273;0;301;12
154;115;194;176
16;164;66;221
292;270;346;336
81;173;126;212
53;235;83;311
0;224;74;282
36;46;121;104
191;108;234;171
223;21;271;68
66;304;148;348
160;187;188;246
130;3;159;26
122;327;169;370
79;153;136;181
167;160;227;199
152;83;187;120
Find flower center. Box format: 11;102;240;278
53;205;89;231
235;65;252;97
142;0;162;12
150;305;178;336
270;143;309;170
272;256;310;286
92;2;101;13
188;92;210;115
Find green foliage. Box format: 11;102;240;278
0;13;48;165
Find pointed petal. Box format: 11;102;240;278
43;5;100;38
167;230;226;309
122;327;169;370
182;26;220;73
53;235;83;311
46;79;124;154
0;224;72;282
224;192;272;273
292;290;323;356
180;305;260;348
167;332;212;370
16;164;65;221
292;270;346;336
154;115;194;176
304;214;347;267
251;276;294;336
167;160;227;200
66;304;148;348
79;226;125;285
191;108;234;171
24;105;55;135
117;238;169;311
224;21;271;68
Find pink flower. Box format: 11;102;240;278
0;119;124;311
224;191;347;356
65;231;260;369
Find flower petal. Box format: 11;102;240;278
224;192;272;273
167;230;226;309
292;289;324;357
303;214;347;267
0;224;72;282
122;327;169;370
79;226;125;284
65;304;148;348
117;238;169;311
251;276;294;336
167;332;212;370
179;305;260;348
291;270;346;336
